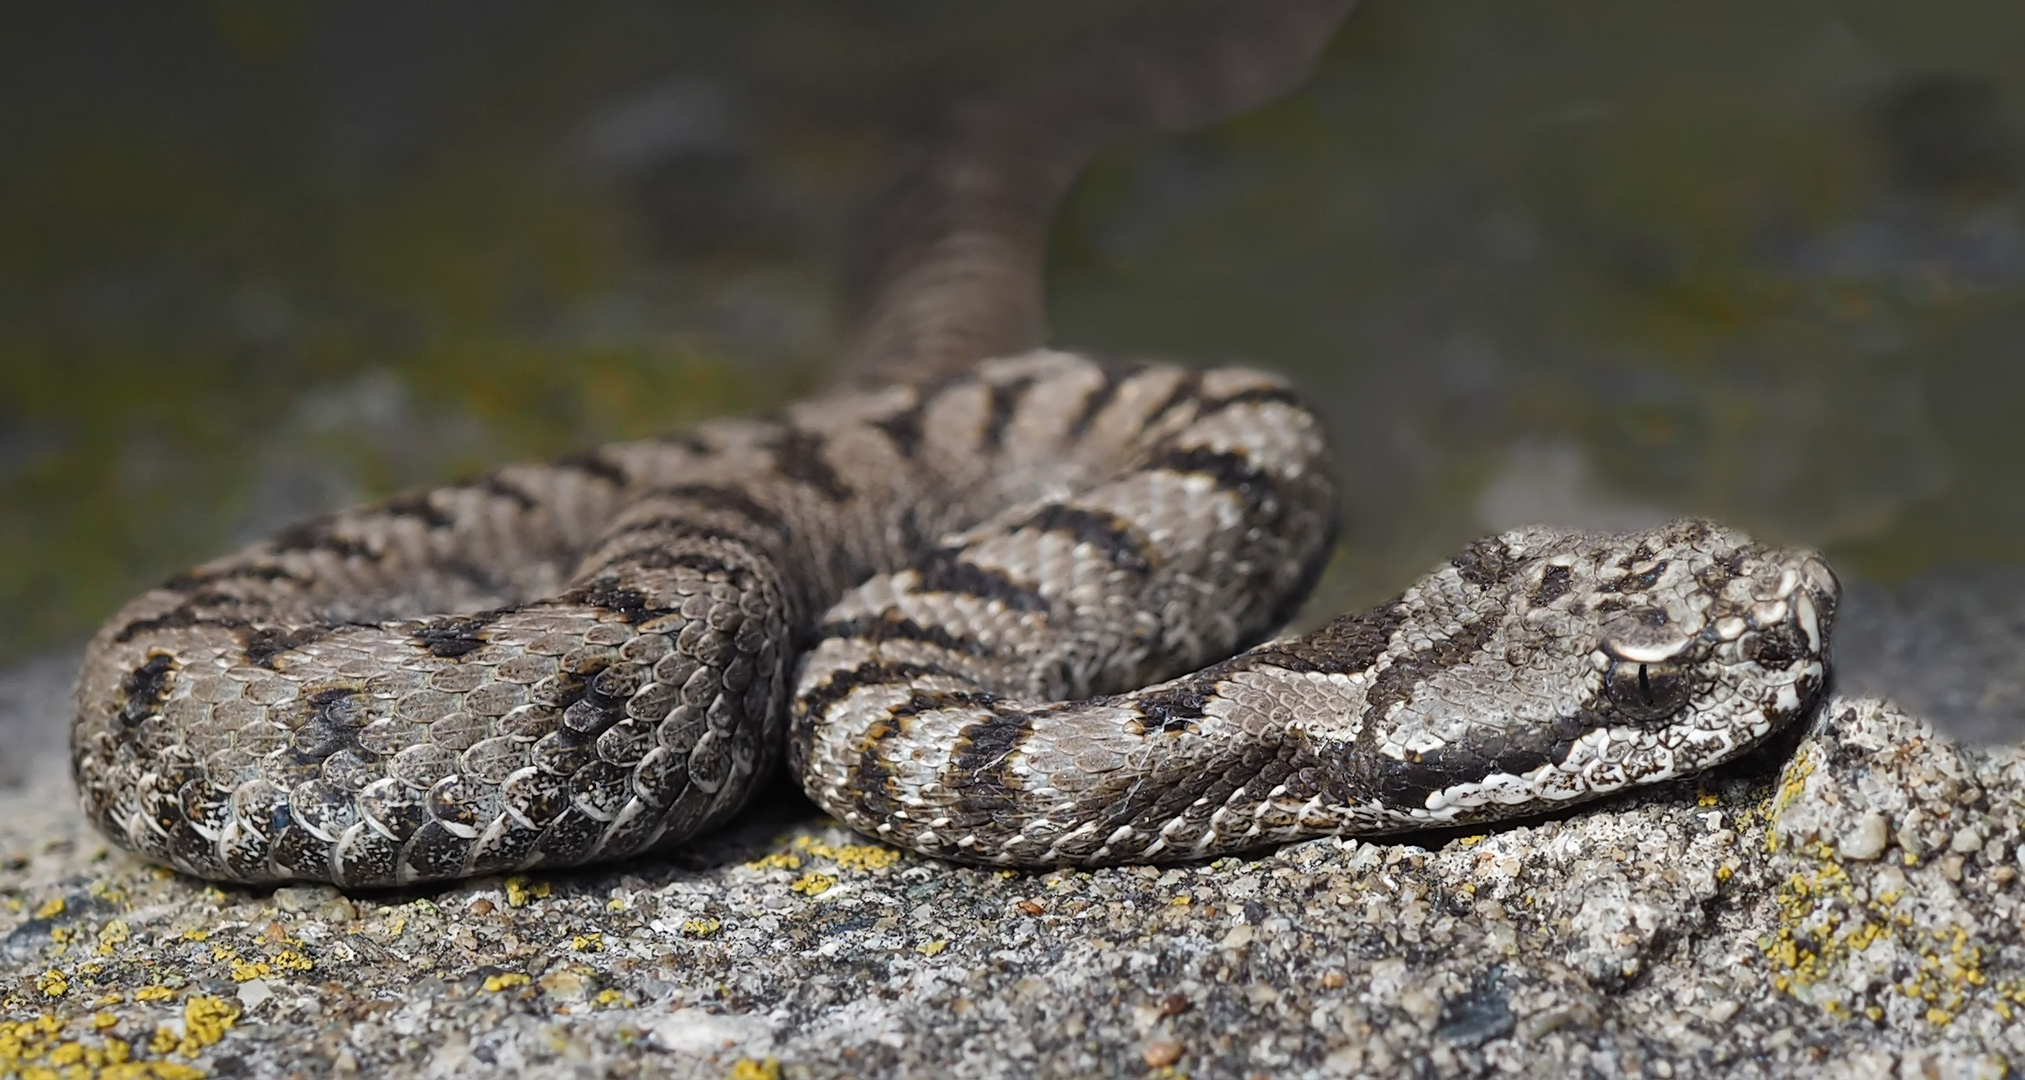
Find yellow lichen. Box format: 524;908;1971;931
916;940;948;957
789;873;836;896
728;1057;782;1080
683;917;722;937
571;933;604;952
484;972;532;993
133;986;177;1003
177;995;239;1056
790;835;903;872
747;852;802;872
505;877;551;907
35;969;68;997
34;897;65;919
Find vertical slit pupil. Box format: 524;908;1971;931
1638;664;1654;705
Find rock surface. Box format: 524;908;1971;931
2;660;2022;1078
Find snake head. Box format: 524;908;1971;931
1371;517;1840;824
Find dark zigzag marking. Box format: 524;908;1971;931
597;517;779;560
981;377;1034;452
1146;370;1203;424
1146;445;1284;520
380;491;456;529
1131;677;1217;731
770;426;851;500
270;519;375;560
645;483;789;535
911;549;1049;613
113;592;251;644
1238;600;1409;677
871;373;966;459
243;625;332;668
1014;504;1152;573
1203;384;1304;412
556;449;630;487
558;580;677;625
794;660;953;735
118;654;177;727
653;431;715;457
946;710;1033;826
872;402;927;457
474;474;539;509
1067;363;1138;439
817;611;990;658
409;612;501;658
618;548;751;576
160;564;305;594
1357;615;1501;776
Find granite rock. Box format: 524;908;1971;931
0;673;2020;1078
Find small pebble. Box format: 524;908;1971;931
1840;813;1889;861
1142;1040;1183;1068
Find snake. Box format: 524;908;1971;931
68;2;1841;887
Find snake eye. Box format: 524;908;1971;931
1604;659;1694;723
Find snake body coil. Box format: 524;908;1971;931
68;5;1839;886
72;352;1837;886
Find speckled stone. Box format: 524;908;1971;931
2;646;2022;1078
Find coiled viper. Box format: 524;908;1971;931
68;3;1839;887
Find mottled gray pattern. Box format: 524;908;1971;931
72;349;1835;886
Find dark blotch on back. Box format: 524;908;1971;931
1147;371;1203;422
1245;601;1408;676
381;492;456;529
1362;616;1499;723
981;377;1035;452
1450;537;1519;589
770;426;852;501
270;518;374;560
244;625;331;668
118;654;177;727
1204;384;1303;413
1016;504;1152;572
1147;446;1282;521
475;474;539;508
1135;680;1213;731
411;614;497;658
818;611;986;658
1532;564;1572;606
1598;559;1667;595
556;449;630;487
947;711;1032;823
653;483;790;536
561;580;673;625
793;660;949;742
912;550;1049;613
1067;363;1135;438
161;564;302;595
288;688;370;765
872;402;927;457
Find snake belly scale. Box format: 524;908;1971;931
71;351;1838;886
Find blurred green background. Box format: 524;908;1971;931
4;0;2023;663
